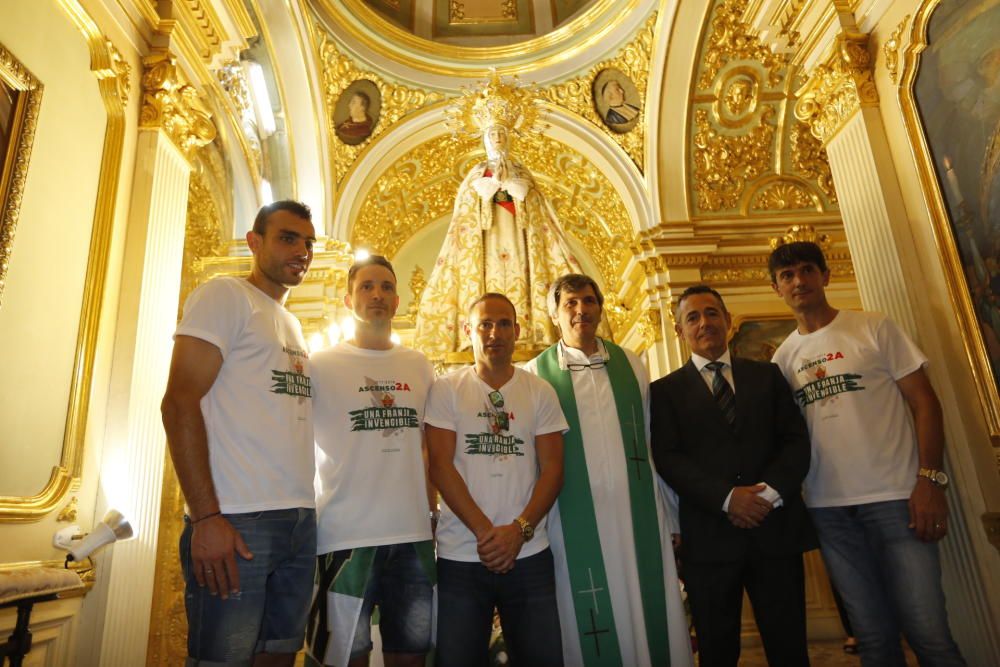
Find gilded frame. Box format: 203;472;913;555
0;42;43;309
899;0;1000;441
0;2;130;521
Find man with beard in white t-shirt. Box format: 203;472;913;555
162;200;317;667
426;293;567;667
769;241;965;667
307;255;436;667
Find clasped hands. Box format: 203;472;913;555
727;483;774;529
476;522;524;574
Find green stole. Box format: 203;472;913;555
536;341;669;666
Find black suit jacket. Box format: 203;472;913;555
650;356;817;564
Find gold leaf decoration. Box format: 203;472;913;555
883;15;910;85
688;0;838;218
750;180;816;212
693;106;776;212
139;52;217;160
541;12;656;170
790;122;837;202
313;21;445;190
697;0;784;90
795;32;879;145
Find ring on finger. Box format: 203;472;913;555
205;567;214;573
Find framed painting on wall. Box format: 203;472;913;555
901;0;1000;439
0;42;43;308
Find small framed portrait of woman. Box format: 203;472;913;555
593;68;641;134
334;79;381;146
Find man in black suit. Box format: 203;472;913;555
650;285;815;667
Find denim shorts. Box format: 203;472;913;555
308;541;435;664
180;507;317;666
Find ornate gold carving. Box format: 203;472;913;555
139;52;217;161
641;309;663;347
790;122;837;202
0;42;43;310
408;265;427;319
313;25;445;189
450;1;466;21
795;32;878;145
698;0;785;90
502;0;517;19
216;61;262;174
883;15;910;85
542;12;656;169
750;179;817;212
693;107;776;212
351;132;635;288
769;223;832;250
56;496;78;523
690;0;838;218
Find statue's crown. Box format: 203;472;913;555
448;69;547;138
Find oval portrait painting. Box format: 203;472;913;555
593;68;641;134
334;79;381;146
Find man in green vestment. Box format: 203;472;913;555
525;274;694;667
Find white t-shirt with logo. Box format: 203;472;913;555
424;366;568;562
771;310;928;508
174;277;314;513
312;342;435;553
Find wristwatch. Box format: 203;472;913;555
514;516;534;542
918;467;950;488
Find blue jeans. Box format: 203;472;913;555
181;508;317;666
436;549;563;667
810;501;965;667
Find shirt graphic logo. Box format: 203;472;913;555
794;352;864;406
463;432;525;457
348;376;419;435
271;352;311;398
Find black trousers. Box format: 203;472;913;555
683;551;810;667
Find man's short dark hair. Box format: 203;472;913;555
252;200;312;235
768;241;829;282
347;254;396;291
676;285;727;320
548;274;604;318
468;292;517;321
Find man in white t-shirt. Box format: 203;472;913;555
426;293;567;667
162;200;318;667
306;255;436;667
768;241;965;666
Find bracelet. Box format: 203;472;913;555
191;511;221;525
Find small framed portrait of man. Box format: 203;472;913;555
334;79;381;146
593;69;641;134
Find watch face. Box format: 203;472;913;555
933;471;949;486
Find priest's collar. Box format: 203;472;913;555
557;338;610;371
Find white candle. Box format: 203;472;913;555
943;156;964;204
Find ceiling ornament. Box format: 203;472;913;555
447;69;547;139
795;31;878;146
688;0;837;217
139;52;217;161
216;61;262;176
883;15;910;85
542;11;656;170
351;132;635;291
313;22;445;189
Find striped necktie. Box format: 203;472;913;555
705;361;736;425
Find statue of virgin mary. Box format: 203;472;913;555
413;72;583;360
